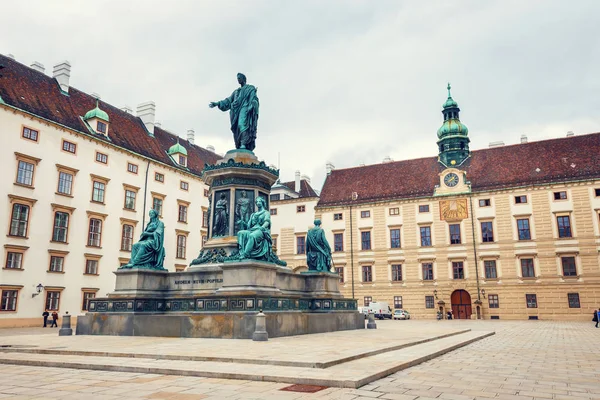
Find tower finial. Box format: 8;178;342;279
447;82;452;98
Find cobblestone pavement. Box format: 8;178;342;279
0;320;598;399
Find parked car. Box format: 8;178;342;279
368;302;392;319
393;309;411;320
358;306;370;319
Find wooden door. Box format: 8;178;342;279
451;290;472;319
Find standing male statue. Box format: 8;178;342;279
306;219;332;272
209;73;259;151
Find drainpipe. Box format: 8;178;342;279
350;204;355;300
142;160;151;227
469;195;482;309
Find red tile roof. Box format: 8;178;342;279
280;179;319;198
318;132;600;207
0;54;219;176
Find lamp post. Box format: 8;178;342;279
32;284;43;298
434;289;438;300
349;191;358;300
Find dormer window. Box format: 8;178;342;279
97;121;107;134
83;100;110;136
178;155;187;167
167;139;188;168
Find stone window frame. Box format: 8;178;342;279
335;266;345;283
7;195;37;239
514;194;528;204
50;203;75;245
515;216;533;241
61;139;77;155
525;293;538;308
84;253;102;276
519;257;536;279
81;288;99;312
94;151;108;165
118;257;130;268
478;198;491;207
296;234;306;255
47;249;69;274
204;189;209;197
0;285;23;312
488;294;499;308
363;296;372;307
556;252;580;278
180;180;189;191
448;223;462;245
361;265;373;283
360;229;372;251
175;264;187;272
333;231;344;252
44;286;65;312
390;264;403;282
90;174;110;205
388;207;400;216
421;262;434;281
123;184;140;212
127;162;139;175
154;171;165;183
177;199;190;224
3;244;28;271
483;259;499;280
21;125;39;142
425;295;435;309
334;212;343;220
452;261;465;280
479;219;495;243
55;164;79;198
176;229;190;260
119;217;138;252
14;152;41;188
86;210;107;249
554;212;574;239
419;224;432;247
151;191;166;217
202;208;209;228
270;208;277;216
296;205;306;213
567;293;580;308
178;154;187;167
418;204;430;213
389;227;401;249
360;210;371;218
553;190;568;201
393;296;403;309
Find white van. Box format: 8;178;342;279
368;302;392;320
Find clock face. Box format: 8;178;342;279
444;173;459;187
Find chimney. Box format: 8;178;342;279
382;156;393;163
6;54;15;60
187;129;195;144
207;145;215;152
136;101;156;135
488;141;505;148
91;92;101;100
520;135;527;144
52;61;71;93
566;131;575;137
326;161;335;175
30;61;45;73
359;162;365;167
295;170;301;193
121;105;132;114
301;174;311;185
155;121;162;128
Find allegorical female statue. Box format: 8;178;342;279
306;219;332;272
209;73;259;151
235;190;252;231
121;209;165;270
237;197;272;260
213;193;229;237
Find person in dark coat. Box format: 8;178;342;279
50;311;59;328
594;308;599;328
42;310;49;327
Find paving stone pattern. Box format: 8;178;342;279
0;320;598;399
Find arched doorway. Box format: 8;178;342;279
451;290;472;319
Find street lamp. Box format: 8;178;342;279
32;283;43;298
480;288;486;297
433;289;438;300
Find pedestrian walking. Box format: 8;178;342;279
42;310;49;327
594;308;600;328
50;311;59;328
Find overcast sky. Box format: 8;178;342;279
2;1;599;190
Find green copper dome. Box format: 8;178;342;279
442;83;458;109
437;119;469;138
168;142;188;156
84;100;109;122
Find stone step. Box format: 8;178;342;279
0;330;493;388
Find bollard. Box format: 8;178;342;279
58;311;73;336
366;312;377;329
252;309;268;341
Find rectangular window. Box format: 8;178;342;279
177;235;187;259
97;121;107;134
334;233;344;252
5;252;23;269
269;194;280;201
153;198;163;216
45;291;60;311
425;296;435;309
296;236;306;254
452;261;464;279
488;294;499;308
9;204;29;237
62;140;76;153
361;231;371;250
420;226;432;247
22;127;39;141
52;212;69;242
85;259;98;275
484;260;497;279
334;213;343;220
124;190;136;210
1;290;18;311
57;171;73;195
479;199;491;207
95;152;108;164
180;181;189;191
49;256;64;272
270;209;277;215
336;267;344;283
202;211;209;228
92;181;105;203
178;155;187;167
391;264;402;281
515;195;527;204
127;163;138;174
517;218;531;240
449;224;461;245
419;204;430;213
360;210;370;218
16;160;34;186
121;224;134;251
155;172;164;182
526;294;537;308
297;205;306;213
595;188;600;197
389;207;399;216
394;296;403;309
521;258;535;278
362;266;372;282
204;189;209;197
561;256;577;277
88;218;102;247
553;191;567;200
272;238;277;250
557;215;572;238
422;263;433;281
390;228;401;248
178;205;188;223
567;293;580;308
364;296;372;307
82;292;96;311
481;221;494;242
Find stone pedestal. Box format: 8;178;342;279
58;313;73;336
216;261;283;296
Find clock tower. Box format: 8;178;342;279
437;83;470;168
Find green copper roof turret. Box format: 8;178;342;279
442;83;458;109
84;100;109;122
437;83;470;167
168;140;188;156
